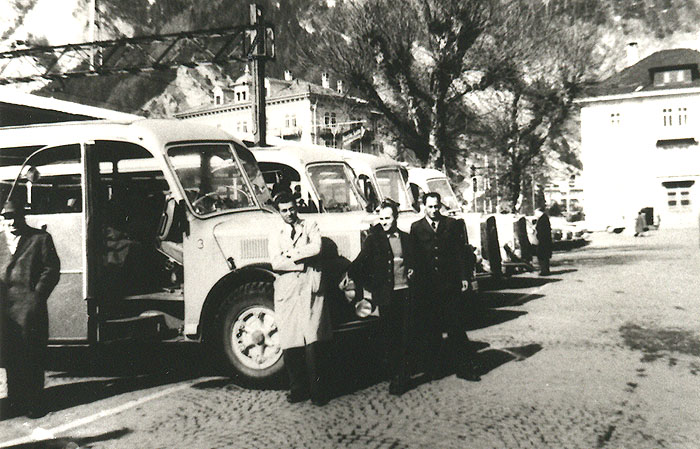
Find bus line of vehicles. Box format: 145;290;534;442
0;118;551;384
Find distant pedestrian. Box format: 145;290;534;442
535;207;552;276
268;192;331;406
0;195;60;419
348;200;418;395
410;192;480;381
634;210;647;237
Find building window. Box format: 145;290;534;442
663;108;673;126
663;107;688;126
214;94;222;105
285;114;297;128
610;112;620;125
663;180;694;211
678;107;687;125
654;69;693;86
324;112;337;127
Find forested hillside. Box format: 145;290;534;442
2;0;699;114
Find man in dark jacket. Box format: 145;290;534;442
410;192;480;381
0;196;60;419
535;207;552;276
348;200;418;395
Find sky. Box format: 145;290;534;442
3;0;87;49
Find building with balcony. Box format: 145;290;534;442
577;48;700;230
174;70;381;153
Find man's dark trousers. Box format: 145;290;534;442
283;342;327;402
423;285;473;377
378;289;413;385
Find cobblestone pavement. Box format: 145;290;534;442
1;229;699;448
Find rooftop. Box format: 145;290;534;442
584;48;700;98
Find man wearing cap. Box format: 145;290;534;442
269;192;331;406
348;200;418;396
410;192;480;381
0;195;60;419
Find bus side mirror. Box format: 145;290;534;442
157;197;188;242
23;166;40;183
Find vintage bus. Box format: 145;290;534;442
335;150;423;232
0;119;372;384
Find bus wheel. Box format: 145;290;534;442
216;282;283;384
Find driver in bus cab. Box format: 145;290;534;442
0;194;60;419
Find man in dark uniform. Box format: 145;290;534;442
535;207;552;276
348;200;418;395
410;192;480;381
0;195;60;419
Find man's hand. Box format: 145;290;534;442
461;279;470;292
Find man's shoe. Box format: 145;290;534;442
25;407;46;419
286;391;309;404
389;381;408;396
311;395;329;407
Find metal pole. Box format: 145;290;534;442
88;0;97;70
250;4;267;147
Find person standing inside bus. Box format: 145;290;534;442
410;192;480;382
347;200;418;396
269;192;331;406
0;195;60;419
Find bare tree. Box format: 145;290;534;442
302;0;493;174
464;1;604;211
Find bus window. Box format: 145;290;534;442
234;144;273;207
168;143;256;216
11;144;83;215
376;167;412;211
307;163;363;212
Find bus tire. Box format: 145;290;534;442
215;281;284;385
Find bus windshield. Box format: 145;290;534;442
234;144;273;207
427;178;460;211
307;163;364;212
375;167;414;211
167;143;258;216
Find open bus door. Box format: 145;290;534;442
5;143;90;343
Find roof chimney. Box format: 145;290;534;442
321;72;330;89
284;70;293;81
337;80;344;93
626;42;639;67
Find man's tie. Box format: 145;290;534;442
290;225;296;240
431;220;437;232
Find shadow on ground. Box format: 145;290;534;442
475;343;544;376
1;429;131;449
0;342;222;419
2;298;540;417
478;292;545;309
479;275;565;292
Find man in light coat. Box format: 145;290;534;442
268;192;331;406
0;195;60;419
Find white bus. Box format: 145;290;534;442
0;119;374;384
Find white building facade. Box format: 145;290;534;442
577;49;700;230
174;71;381;153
